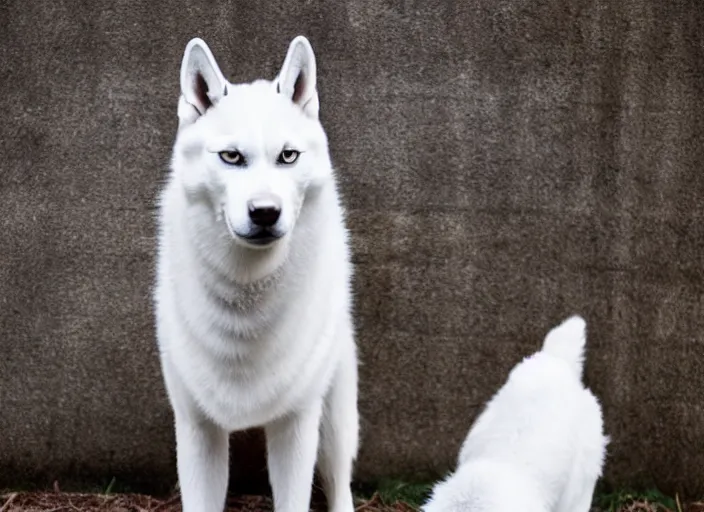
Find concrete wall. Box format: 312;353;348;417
1;0;703;497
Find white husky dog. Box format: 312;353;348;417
423;316;608;512
154;36;358;512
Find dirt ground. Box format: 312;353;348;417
2;491;704;512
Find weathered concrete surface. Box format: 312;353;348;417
1;0;703;496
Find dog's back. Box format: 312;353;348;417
425;316;607;512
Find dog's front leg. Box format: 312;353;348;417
174;414;229;512
318;339;358;512
265;401;324;512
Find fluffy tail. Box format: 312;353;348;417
541;315;587;380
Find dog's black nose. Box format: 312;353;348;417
248;201;281;227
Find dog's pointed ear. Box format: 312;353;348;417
179;38;228;125
275;36;319;119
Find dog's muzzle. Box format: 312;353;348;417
224;193;285;247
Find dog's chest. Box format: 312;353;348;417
184;311;338;430
171;274;341;430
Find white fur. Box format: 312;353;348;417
155;36;358;512
423;316;608;512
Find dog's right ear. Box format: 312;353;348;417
179;38;228;126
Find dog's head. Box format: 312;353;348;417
172;36;331;251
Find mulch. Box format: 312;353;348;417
2;491;703;512
615;500;704;512
0;492;416;512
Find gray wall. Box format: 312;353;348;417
1;0;703;497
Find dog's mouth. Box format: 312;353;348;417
239;229;282;246
224;211;283;248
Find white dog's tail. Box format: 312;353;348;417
541;315;587;380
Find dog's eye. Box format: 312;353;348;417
278;149;300;165
219;150;244;166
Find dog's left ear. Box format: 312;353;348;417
275;36;319;119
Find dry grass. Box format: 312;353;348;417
1;490;702;512
0;491;417;512
612;499;704;512
594;488;704;512
0;492;274;512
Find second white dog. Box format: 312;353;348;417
423;316;609;512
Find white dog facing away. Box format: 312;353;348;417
154;36;358;512
423;316;609;512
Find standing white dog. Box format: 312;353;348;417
423;316;608;512
154;36;358;512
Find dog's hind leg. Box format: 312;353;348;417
317;338;359;512
266;400;324;512
554;479;598;512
